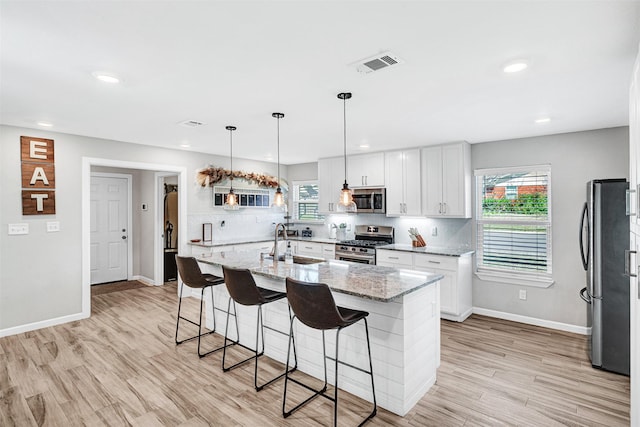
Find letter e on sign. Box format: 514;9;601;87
21;136;54;163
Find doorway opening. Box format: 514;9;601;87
81;157;187;318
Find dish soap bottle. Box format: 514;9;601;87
285;241;293;265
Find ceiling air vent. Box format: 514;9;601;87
179;120;206;128
354;52;404;74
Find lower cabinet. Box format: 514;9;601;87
376;249;472;322
295;241;336;260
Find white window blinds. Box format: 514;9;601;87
293;181;324;222
475;165;552;279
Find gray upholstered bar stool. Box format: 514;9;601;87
175;256;238;357
221;265;298;391
283;277;377;426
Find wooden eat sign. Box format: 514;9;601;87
21;136;56;215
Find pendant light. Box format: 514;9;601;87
336;92;357;213
271;112;287;212
223;125;239;210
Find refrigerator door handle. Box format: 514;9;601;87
579;202;590;271
625;250;637;277
579;287;591;304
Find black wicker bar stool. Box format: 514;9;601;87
221;265;298;391
175;256;238;357
283;277;377;426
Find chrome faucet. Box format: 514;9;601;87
271;223;288;259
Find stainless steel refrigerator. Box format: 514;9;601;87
579;179;630;375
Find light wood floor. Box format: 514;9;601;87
0;283;630;426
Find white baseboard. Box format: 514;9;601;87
472;307;589;335
0;312;89;338
132;275;156;286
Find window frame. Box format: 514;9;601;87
292;180;324;223
474;165;554;288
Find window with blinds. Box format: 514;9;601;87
293;181;324;222
475;165;552;282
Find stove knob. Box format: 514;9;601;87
360;248;366;252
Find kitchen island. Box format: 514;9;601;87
196;250;442;416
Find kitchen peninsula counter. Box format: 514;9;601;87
195;250;442;416
197;250;442;302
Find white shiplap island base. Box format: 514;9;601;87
196;250;442;416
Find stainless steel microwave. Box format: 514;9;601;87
352;188;386;213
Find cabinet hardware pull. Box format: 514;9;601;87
389;256;399;260
625;250;637;277
428;260;441;264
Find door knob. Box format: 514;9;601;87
122;236;127;240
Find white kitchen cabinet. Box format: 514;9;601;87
235;241;272;252
318;156;345;213
631;55;640;233
296;241;335;260
376;249;413;267
321;243;336;259
347;152;385;188
413;253;472;321
376;248;472;321
384;149;421;216
297;241;323;257
421;142;471;218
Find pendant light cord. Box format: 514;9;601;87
225;125;236;190
343;95;347;182
229;129;233;186
277;116;280;184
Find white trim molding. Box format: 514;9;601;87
472;307;589;335
0;312;88;338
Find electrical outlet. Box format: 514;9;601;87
8;223;29;235
432;227;438;236
519;289;527;300
46;221;60;232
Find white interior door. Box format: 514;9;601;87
90;175;129;284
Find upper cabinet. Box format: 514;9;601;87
347;152;385;187
630;53;640;233
318;156;345;213
385;149;421;216
421;142;471;218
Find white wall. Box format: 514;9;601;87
0;125;285;333
472;127;629;328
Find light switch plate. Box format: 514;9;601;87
8;223;29;235
46;221;60;232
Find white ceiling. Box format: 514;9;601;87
1;1;639;165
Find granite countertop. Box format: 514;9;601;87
377;243;474;257
189;236;339;248
197;250;442;302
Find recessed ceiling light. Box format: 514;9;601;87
37;122;53;127
92;72;120;83
179;143;191;148
503;61;529;73
535;117;551;124
359;144;370;149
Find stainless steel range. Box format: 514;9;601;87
335;225;394;264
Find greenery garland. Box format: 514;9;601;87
196;166;284;189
